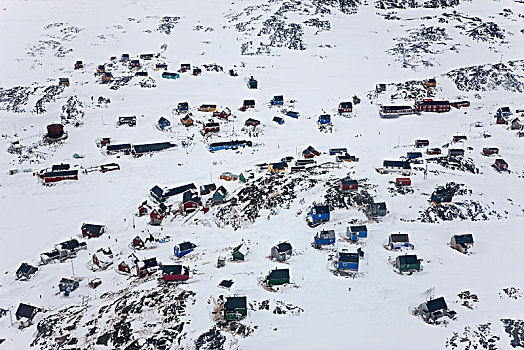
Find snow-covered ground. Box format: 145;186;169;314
1;0;523;348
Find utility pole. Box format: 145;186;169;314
71;259;75;276
9;308;13;326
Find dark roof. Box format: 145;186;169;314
453;234;474;244
382;105;413;112
183;190;201;204
351;225;367;232
133;142;175;154
313;205;329;214
59;239;82;250
15;303;37;320
270;161;288;170
339;252;359;263
268;268;289;280
383;160;411;169
214;185;227;197
178;241;195;251
341;178;358;186
43;170;78;178
17;263;37;276
210;140;251;148
496;159;508;165
426;297;447;313
107;144;132;152
243;99;255;105
164;183;197;198
51;164;70;171
273;95;283;101
273;116;284;123
232;244;243;253
82;223;104;234
205;122;220;128
224;296;247;311
219;280;234;288
499;106;510;112
59;278;76;285
151;185;163;198
397;255;419;265
390;234;409;242
162;265;187;275
339;102;352;108
276;242;292;252
201;183;216;191
417;100;449;106
372;202;387;211
143;257;158;268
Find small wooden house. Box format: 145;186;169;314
407;152;422;160
268;162;288;173
177;102;189;113
174;241;196;258
313;230;335;247
58;78;70;87
118;262;131;274
427;148;441;155
494;158;508;172
81;223;105;238
286;110;300;119
450;233;474;253
133;236;145;249
118;116;136;127
200;183;216;195
161;265;189;282
423;78;436;88
97;65;105;73
395;254;421;273
266;268;290;286
182;190;201;213
389;233;411;250
158;117;171;130
243;99;255;109
318;114;331;125
419;297;455;322
337;251;359;271
368;202;387;217
220;172;238;181
212;186;228;203
245;118;260;127
271;242;293;261
180;115;194;127
382;160;411;175
15;303;39;324
129;59;140;68
396;177;411;186
482;147;499;156
199;104;217;112
349;225;368;239
155;63;168;71
74;60;83;69
311;204;330;224
452;135;468;143
203;122;220;134
273;116;285;125
92;252;112;270
58;278;79;296
232;244;248;261
302;146;320;159
338;102;353;114
121;53;130;62
16;263;38;280
213;107;232;119
415;139;429;148
149;209;165;226
162;72;180;80
247;76;258;89
180;63;191;72
271;95;284;106
511;118;522;130
224;296;247;321
192;67;202;76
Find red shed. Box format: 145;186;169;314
482;147;499;156
396;178;411;186
338;102;353;114
203;122;220;134
118;262;131;274
494;159;508;172
340;178;358;193
149;210;164;226
161;265;189;282
133;236;145;249
245;118;260;127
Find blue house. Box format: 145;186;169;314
496;106;512;117
337;251;359;271
286;111;300;119
58;278;79;296
407;152;422;160
348;225;368;239
273;116;285;125
313;230;335;247
271;95;284;106
158;117;171;130
162;72;180;80
318;114;331;125
311;204;330;223
174;241;196;258
177;102;189;113
209;140;252;152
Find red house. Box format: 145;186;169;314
149;210;165;226
161;265;189;282
302;146;320;159
245;118;260;127
415;100;451;113
427;148;441;155
182;191;201;213
496;115;508;124
213;108;232;119
138;202;149;216
203;122;220;134
340;178;358;192
396;178;411;186
494;159;508;172
133;236;145;249
118;262;131;274
482;147;499;156
338;102;353;114
81;223;105;238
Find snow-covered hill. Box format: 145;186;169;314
1;0;523;348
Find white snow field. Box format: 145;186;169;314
0;0;523;349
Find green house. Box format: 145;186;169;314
267;268;290;286
224;296;247;321
395;254;421;273
232;244;247;261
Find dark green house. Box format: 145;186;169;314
224;296;247;321
266;268;290;286
232;244;247;261
395;254;421;273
